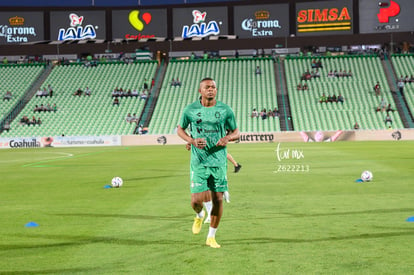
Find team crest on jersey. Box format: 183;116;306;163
215;111;221;119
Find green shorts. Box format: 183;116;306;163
190;163;228;194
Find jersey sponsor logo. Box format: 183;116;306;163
203;129;219;133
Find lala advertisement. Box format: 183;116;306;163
173;6;228;38
50;10;106;41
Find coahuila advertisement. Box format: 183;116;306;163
112;9;167;40
359;0;414;33
50;10;106;41
173;7;228;38
234;4;289;38
0;12;44;44
0;136;121;149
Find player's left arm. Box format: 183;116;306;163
217;106;240;146
217;128;240;147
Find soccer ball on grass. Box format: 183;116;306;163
111;177;123;188
361;171;373;182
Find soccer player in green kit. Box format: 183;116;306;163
177;77;240;248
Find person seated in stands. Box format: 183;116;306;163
331;94;337;102
297;83;302;90
137;124;143;135
140;89;148;100
3;91;12;101
302;83;308;90
39;104;46;112
112;88;118;97
313;69;320;78
126;89;132;97
327;70;335;78
316;59;322;68
311;59;317;69
410;74;414;83
175;78;182;87
53;103;57;112
34;105;40;112
260;109;267;120
42;87;49;97
85;87;91;96
37;117;42;125
251;108;259;118
125;113;133;123
48;84;53;97
347;69;353;77
374;82;381;96
171;78;176;86
113;97;119;106
327;95;333;103
3;121;10;132
267;109;274;118
386;104;395;113
337;94;344;103
132;113;138;123
385;114;392;126
273;107;280;117
319;93;327;103
353;122;360;130
255;66;261;75
301;71;311;81
380;97;387;112
74;88;83;96
405;75;410;83
20;116;28;125
36;88;43;97
131;89;138;97
118;88;124;97
143;79;149;90
27;116;36;126
45;104;52;112
142;126;148;135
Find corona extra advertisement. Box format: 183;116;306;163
50;10;106;41
112;9;167;40
0;12;44;44
234;4;289;38
359;0;414;33
296;0;353;36
173;7;228;38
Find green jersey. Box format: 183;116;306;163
179;99;237;167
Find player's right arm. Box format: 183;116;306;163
177;125;206;149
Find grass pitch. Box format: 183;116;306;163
0;141;414;274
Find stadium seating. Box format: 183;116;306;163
391;55;414;117
148;58;280;134
285;56;404;130
0;61;157;138
0;64;45;123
